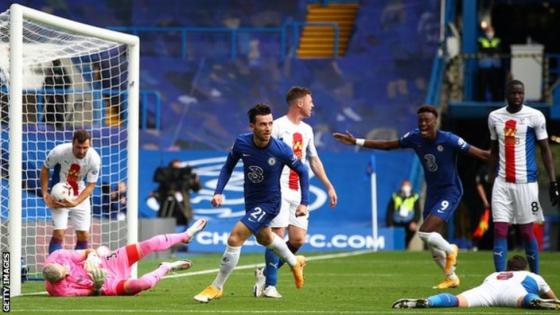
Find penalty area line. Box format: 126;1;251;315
21;249;372;296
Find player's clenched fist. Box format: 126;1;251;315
295;204;308;217
211;194;224;207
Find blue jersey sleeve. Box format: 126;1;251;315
446;132;470;153
214;141;241;195
399;130;414;148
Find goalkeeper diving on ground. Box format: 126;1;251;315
41;218;207;296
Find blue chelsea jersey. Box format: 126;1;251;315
400;129;470;194
215;133;309;215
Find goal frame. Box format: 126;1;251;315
7;3;139;296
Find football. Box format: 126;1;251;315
96;245;111;257
50;182;73;201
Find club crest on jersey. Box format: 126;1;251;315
504;120;517;146
268;157;276;166
437;145;443;152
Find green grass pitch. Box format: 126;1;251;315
11;251;560;314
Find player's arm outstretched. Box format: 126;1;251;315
332;131;400;150
465;145;490;161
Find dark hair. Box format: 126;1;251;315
286;86;311;105
506;255;528;271
247;103;272;123
417;105;438;118
72;130;91;143
506;80;524;92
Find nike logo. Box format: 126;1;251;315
242;153;251;157
437;210;445;213
493;251;503;257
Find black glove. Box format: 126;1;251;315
550;182;560;206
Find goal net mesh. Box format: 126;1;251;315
0;9;130;278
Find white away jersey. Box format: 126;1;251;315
488;105;548;183
44;143;101;196
272;115;317;194
482;270;550;297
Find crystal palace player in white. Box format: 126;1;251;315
392;255;560;310
488;80;559;274
253;87;337;299
41;130;101;253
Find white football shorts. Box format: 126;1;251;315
51;198;91;231
460;282;524;308
270;192;309;230
491;177;544;224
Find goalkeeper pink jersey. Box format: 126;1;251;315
44;250;94;296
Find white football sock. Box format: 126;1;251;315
430;246;446;270
211;245;241;290
418;231;452;253
266;233;297;267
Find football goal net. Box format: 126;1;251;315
0;4;139;296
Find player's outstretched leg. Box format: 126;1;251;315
123;260;191;295
138;218;208;260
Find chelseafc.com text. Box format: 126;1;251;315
196;232;385;250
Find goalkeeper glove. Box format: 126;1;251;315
88;267;107;292
85;252;102;273
550;182;560;206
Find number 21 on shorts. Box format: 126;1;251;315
249;207;266;222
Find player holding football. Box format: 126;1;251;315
41;130;101;253
193;104;308;303
392;255;560;310
42;218;207;296
333;105;489;289
488;80;559;274
253;87;337;299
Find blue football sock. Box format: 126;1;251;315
493;237;508;272
75;240;88;250
427;293;458;308
264;247;280;287
48;238;63;254
522;293;540;308
525;238;539;274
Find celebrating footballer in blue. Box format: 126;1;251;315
194;104;309;303
333;105;489;289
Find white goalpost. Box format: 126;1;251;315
0;4;139;296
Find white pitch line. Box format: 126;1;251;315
20;250;372;296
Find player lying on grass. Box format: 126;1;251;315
392;255;560;310
42;218;207;296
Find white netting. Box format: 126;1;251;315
0;9;130;278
